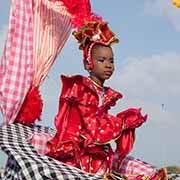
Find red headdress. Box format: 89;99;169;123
73;21;119;69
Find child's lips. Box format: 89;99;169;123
104;71;112;76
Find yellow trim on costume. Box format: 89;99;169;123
89;78;103;89
80;131;123;145
103;172;127;180
94;132;123;145
88;157;92;173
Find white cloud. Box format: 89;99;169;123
109;52;180;127
144;0;180;32
0;25;8;57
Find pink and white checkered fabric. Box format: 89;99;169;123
28;132;53;155
0;0;33;125
117;156;156;177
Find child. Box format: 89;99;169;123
38;21;167;179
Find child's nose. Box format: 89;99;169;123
105;62;113;68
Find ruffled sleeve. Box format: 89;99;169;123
114;108;147;166
60;75;82;102
47;75;83;159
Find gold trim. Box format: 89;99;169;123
88;157;92;173
89;77;103;89
103;172;125;180
80;128;124;146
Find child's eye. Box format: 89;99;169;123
110;59;114;63
97;59;105;63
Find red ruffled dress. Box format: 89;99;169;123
46;75;146;175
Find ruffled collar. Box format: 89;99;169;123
82;76;123;108
60;74;123;108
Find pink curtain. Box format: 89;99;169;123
0;0;73;125
0;0;34;125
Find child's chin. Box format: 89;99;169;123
104;75;112;80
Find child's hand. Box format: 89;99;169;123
116;108;148;130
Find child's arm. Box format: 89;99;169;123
116;108;147;130
114;108;147;168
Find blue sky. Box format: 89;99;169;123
0;0;180;168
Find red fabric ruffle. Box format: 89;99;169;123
117;108;147;130
115;129;135;168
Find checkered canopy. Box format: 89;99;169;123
0;123;104;180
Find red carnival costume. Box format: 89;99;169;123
46;74;147;175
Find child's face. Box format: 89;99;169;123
88;44;114;85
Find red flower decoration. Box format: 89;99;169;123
15;86;43;125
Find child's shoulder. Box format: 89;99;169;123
60;74;87;86
61;74;84;81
